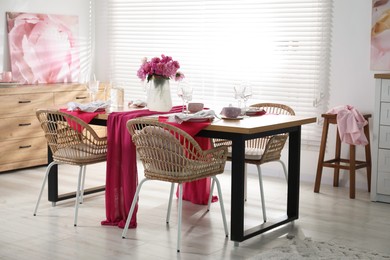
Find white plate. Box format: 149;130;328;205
187;116;214;122
221;116;244;120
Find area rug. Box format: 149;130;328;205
249;237;390;260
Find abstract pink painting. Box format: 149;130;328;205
372;0;390;70
6;12;80;84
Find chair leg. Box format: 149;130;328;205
166;183;175;224
177;183;183;253
256;165;267;222
244;163;248;202
33;161;59;216
74;166;84;226
211;176;229;237
314;118;329;193
79;165;87;204
122;178;148;239
277;159;288;182
207;179;216;211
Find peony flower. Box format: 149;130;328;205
6;12;80;84
136;54;184;82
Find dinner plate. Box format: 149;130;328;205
221;116;244;120
187;116;214;122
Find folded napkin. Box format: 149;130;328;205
67;100;111;112
128;99;147;108
169;110;218;124
246;109;266;116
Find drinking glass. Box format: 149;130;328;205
177;81;193;113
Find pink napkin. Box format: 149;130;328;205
59;108;105;132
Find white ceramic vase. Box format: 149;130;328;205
146;75;173;112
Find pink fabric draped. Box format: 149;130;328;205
327;105;368;146
158;116;218;205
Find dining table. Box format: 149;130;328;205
45;106;316;245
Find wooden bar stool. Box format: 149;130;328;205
314;113;372;199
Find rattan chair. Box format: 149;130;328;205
34;109;107;226
209;103;295;222
122;119;229;253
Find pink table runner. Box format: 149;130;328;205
101;106;216;229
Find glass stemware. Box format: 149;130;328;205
241;82;253;114
86;73;99;102
177;81;193;114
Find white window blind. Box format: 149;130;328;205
100;0;333;147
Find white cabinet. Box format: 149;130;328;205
372;75;390;203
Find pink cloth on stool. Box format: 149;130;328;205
327;105;368;146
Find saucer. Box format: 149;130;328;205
221;116;244;120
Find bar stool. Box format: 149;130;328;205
314;113;372;199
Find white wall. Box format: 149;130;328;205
0;0;92;75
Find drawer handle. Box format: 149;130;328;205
19;123;32;126
19;145;32;149
18;100;31;104
76;96;87;100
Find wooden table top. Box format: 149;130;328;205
95;107;317;135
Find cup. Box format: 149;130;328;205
0;71;12;82
221;106;241;118
188;102;204;113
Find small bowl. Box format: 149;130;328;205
221;106;241;118
188;102;204;113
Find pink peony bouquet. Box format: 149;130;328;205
137;54;185;82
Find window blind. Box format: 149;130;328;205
100;0;333;147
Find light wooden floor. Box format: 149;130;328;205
1;162;390;259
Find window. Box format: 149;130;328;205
99;0;333;147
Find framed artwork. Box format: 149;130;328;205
6;12;80;84
372;0;390;70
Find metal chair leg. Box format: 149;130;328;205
256;165;267;222
211;176;229;237
166;183;175;223
122;178;149;238
33;161;59;216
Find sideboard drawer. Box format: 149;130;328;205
380;102;390;125
0;137;47;165
54;90;90;106
377;149;390;194
377;171;390;195
379;126;390;149
0;93;53;117
0;116;43;141
381;79;390;102
378;149;390;173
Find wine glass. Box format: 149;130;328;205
177;80;193;113
86;73;99;102
241;82;253;114
234;82;245;109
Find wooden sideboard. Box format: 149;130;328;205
0;83;103;172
